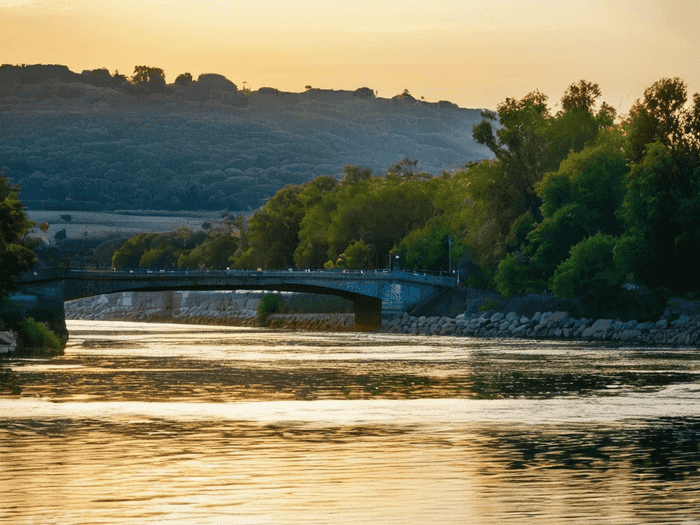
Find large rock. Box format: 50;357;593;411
0;331;17;354
582;319;614;338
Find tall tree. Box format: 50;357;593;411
131;66;166;92
0;174;37;296
617;78;700;291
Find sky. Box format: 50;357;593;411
2;0;699;114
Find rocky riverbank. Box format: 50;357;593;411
266;313;356;331
385;309;700;346
62;290;700;347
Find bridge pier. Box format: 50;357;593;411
353;296;382;332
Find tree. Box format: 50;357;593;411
326;239;373;269
130;66;166;92
178;232;238;269
233;184;305;269
323;174;440;268
493;130;628;296
550;233;624;298
549;80;616;163
472;90;552;243
394;217;467;273
624;77;699;164
617;78;700;291
112;233;159;268
175;72;193;85
0;174;37;296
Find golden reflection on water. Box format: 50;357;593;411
2;320;700;524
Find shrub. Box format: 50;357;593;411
478;299;500;312
550;233;624;298
494;252;529;297
13;317;63;356
257;294;286;323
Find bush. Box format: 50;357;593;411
494;252;529;298
550;233;624;298
13;317;64;356
257;294;287;323
479;298;501;312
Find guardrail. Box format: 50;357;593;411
21;267;458;286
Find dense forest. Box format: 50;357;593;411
0;64;489;212
106;77;700;318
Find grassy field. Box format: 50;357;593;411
26;210;227;242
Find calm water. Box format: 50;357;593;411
2;320;700;524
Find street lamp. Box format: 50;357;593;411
447;237;452;274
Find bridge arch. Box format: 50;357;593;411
13;268;456;338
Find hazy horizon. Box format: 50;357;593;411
2;0;699;115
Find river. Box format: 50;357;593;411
2;320;700;524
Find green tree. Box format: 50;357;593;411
233;184;305;269
178;232;238;269
326;239;373;269
472;90;552;223
139;246;177;269
234;176;340;270
550;233;624;298
493;131;628;296
112;233;159;268
323;173;440;268
617;78;700;291
470;81;616;269
1;174;37;296
394;217;467;273
294;175;344;268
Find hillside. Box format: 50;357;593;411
0;64;492;212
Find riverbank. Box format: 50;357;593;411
60;290;700;347
386;310;700;347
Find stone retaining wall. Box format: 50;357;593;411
65;291;263;325
385;310;700;346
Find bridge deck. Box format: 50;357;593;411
16;268;458;332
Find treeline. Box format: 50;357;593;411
0;64;243;97
108;77;700;317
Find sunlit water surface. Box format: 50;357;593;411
2;320;700;524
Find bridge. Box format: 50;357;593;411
10;268;458;339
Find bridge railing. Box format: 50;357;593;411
22;267;458;287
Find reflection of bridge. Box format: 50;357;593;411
14;268;457;335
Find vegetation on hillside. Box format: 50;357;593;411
1;63;487;213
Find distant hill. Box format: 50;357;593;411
0;64;492;212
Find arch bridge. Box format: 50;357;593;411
13;268;457;338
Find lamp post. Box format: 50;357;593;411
447;237;452;274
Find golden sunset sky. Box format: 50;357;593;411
2;0;699;113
